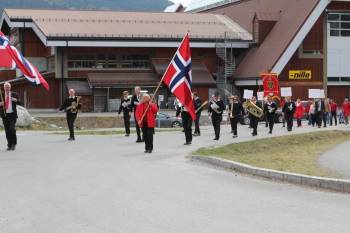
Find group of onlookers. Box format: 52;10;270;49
280;97;350;128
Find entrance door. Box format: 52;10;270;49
94;89;107;112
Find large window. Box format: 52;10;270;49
328;13;350;37
68;54;150;69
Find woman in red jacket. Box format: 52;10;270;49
343;98;350;125
136;94;159;153
294;99;304;127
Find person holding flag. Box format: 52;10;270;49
135;94;158;154
0;82;20;151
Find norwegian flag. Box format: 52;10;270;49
162;34;196;120
0;31;49;90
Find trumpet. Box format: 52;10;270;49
243;100;264;118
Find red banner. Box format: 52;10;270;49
261;73;280;97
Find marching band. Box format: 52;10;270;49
3;81;350;153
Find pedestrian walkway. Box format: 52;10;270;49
319;140;350;179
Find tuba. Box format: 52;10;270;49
243;100;264;118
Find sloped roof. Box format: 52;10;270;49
203;0;324;78
2;8;251;41
164;3;183;12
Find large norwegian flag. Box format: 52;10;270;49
0;31;49;90
162;34;196;120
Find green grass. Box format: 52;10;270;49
194;130;350;178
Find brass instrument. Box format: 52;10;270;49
195;100;208;114
243;100;264;118
210;100;222;114
230;101;234;119
67;96;82;114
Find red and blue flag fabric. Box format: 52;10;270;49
162;34;196;120
0;31;49;90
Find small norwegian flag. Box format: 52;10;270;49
162;34;196;120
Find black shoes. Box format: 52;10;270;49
6;145;16;151
125;134;130;137
193;133;200;136
68;137;75;141
184;142;192;145
136;139;142;143
144;150;153;153
233;135;238;138
213;138;219;141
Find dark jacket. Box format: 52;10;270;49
194;97;202;116
283;101;296;116
264;102;277;116
1;92;20;119
315;100;325;113
229;101;244;118
118;98;131;116
208;99;225;118
60;96;81;115
130;94;141;114
249;101;262;120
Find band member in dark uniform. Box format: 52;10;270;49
180;105;193;145
282;97;296;132
0;82;20;151
131;86;143;142
118;91;131;136
264;95;277;134
59;89;81;141
193;92;202;136
315;98;325;128
229;95;244;138
249;96;261;136
135;94;159;154
208;91;225;140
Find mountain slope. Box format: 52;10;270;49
0;0;171;12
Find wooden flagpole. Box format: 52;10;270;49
138;33;189;125
0;85;6;117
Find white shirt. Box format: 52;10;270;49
5;91;13;114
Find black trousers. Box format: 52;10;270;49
67;113;77;139
330;111;337;126
323;112;328;127
194;113;201;134
142;125;154;151
134;114;143;141
2;115;17;147
182;111;192;143
230;116;239;136
285;114;293;131
266;114;275;132
123;114;130;135
250;117;258;135
212;115;222;139
316;112;323;127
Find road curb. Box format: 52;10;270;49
189;155;350;193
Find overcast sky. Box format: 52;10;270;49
169;0;192;7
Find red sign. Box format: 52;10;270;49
261;73;280;97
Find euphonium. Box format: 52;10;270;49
68;96;82;114
243;100;264;118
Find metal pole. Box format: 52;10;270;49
0;86;6;117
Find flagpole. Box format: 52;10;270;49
0;85;6;117
138;33;189;125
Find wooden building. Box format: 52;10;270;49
187;0;350;104
0;9;251;111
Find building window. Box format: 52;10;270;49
68;54;150;69
328;13;350;37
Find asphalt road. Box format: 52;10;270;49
0;124;350;233
319;140;350;179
